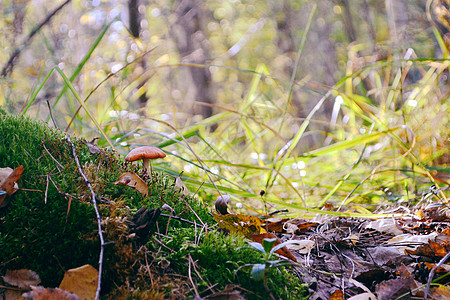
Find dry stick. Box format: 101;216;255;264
46;100;58;128
182;198;206;227
65;136;104;300
159;213;200;226
189;253;215;294
1;0;72;77
44;175;49;204
42;142;63;169
187;254;200;298
424;251;450;300
144;251;154;285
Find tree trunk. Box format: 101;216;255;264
128;0;149;109
171;0;214;119
385;0;409;54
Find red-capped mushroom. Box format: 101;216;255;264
125;146;166;177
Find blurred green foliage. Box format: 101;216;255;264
0;0;448;215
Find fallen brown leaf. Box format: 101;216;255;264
114;172;148;197
428;285;450;300
2;269;40;289
375;277;416;300
22;286;80;300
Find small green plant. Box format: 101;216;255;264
239;237;303;299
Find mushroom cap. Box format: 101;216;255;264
125;146;166;162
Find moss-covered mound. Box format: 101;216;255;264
0;111;307;299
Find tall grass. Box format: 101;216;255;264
5;18;449;218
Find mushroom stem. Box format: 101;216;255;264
142;158;151;177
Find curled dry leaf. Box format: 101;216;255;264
175;176;190;196
0;167;20;191
2;269;41;289
131;206;161;243
114;172;148;197
22;286;80;300
0;165;24;207
59;264;98;300
285;239;315;254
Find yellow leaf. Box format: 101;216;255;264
59;264;98;300
114;172;148;197
213;213;262;237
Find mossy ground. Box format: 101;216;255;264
0;111;307;299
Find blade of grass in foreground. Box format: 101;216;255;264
47;21;113;122
54;67;115;150
303;127;401;158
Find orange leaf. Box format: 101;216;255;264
328;290;344;300
429;240;447;257
114;172;148;197
251;233;297;262
0;165;24;207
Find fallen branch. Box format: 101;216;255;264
66;136;104;300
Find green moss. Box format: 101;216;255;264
0;112;307;299
0;114;99;286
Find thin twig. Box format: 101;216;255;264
188;254;200;298
160;213;208;228
66;136;104;300
44;175;49;204
189;254;214;294
181;198;205;227
424;251;450;299
153;236;176;253
46;99;58;128
42;142;63;169
144;251;154;285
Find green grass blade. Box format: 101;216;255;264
20;68;55;115
54;67;115;150
305;127;400;157
48;21;112;121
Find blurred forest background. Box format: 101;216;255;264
0;0;448;212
